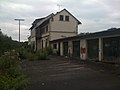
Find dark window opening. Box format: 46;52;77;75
46;26;48;32
53;44;57;49
65;16;69;21
59;15;64;21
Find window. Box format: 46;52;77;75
53;44;57;49
65;16;69;21
46;26;48;32
59;15;64;21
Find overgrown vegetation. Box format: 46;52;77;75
19;47;53;61
0;51;28;90
36;49;48;60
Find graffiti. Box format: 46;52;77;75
81;47;86;54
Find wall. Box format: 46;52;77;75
50;32;76;41
80;39;87;60
50;10;78;41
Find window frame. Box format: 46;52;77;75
65;15;69;21
59;15;64;21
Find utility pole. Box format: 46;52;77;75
14;19;24;42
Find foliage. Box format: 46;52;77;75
19;47;52;61
0;51;28;90
45;47;53;55
36;49;48;60
0;30;21;56
19;48;37;61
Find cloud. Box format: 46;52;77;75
0;0;120;41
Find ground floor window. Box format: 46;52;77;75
53;43;57;49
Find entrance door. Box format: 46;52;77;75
87;39;99;60
63;42;68;56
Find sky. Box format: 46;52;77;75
0;0;120;41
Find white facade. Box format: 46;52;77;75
29;9;81;50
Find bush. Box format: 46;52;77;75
36;49;48;60
45;47;53;55
18;48;37;61
115;57;120;75
0;75;28;90
26;52;37;61
0;51;28;90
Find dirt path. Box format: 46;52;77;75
22;56;120;90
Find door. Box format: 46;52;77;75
63;42;68;56
87;39;99;60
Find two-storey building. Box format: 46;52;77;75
29;9;81;51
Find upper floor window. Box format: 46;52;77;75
59;15;64;21
65;16;69;21
46;26;48;32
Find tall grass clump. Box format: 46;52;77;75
36;49;48;60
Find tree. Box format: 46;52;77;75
0;29;21;55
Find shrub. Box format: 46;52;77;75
0;51;28;90
18;48;37;61
0;75;28;90
26;52;37;61
37;49;48;60
46;47;53;55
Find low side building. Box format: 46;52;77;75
50;28;120;62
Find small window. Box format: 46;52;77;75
46;26;48;32
59;15;64;21
65;16;69;21
53;44;57;49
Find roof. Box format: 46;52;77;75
29;18;45;30
35;13;54;29
50;28;120;42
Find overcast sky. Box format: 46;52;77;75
0;0;120;41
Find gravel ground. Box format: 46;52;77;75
22;56;120;90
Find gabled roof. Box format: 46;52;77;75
29;18;45;30
35;13;54;29
54;9;82;24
